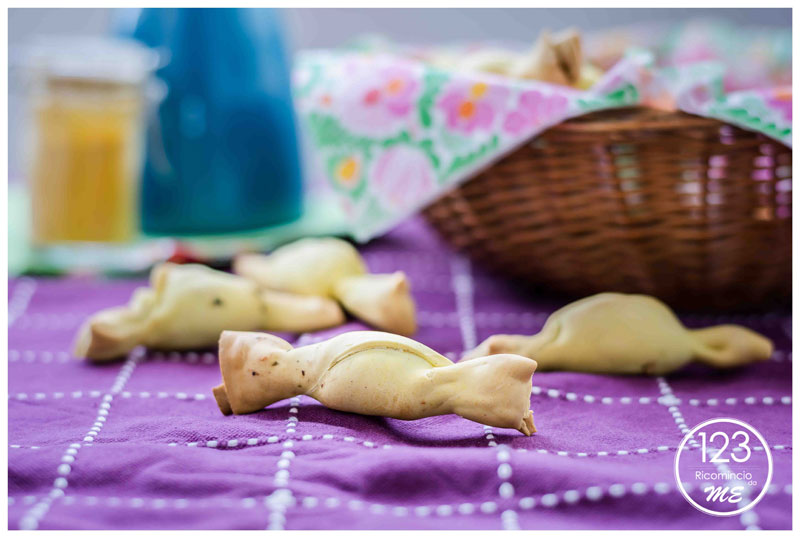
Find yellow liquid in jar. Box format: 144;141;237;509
30;80;143;244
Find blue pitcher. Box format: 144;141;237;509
129;8;303;235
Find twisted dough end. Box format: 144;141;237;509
73;312;136;362
519;410;536;436
334;272;417;336
216;330;295;415
690;325;774;368
212;383;232;415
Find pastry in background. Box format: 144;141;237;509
234;237;417;336
74;263;344;361
213;330;537;435
449;27;604;89
463;292;773;375
511;28;583;86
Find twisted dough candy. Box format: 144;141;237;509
463;293;773;375
233;238;416;336
74;263;344;361
213;330;537;435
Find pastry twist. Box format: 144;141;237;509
213;330;537;435
463;293;773;375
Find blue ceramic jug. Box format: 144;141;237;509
129;8;303;235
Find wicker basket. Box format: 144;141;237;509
424;107;791;310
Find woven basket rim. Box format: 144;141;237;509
556;106;728;133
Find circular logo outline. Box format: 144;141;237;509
673;417;773;517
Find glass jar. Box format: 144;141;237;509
30;75;144;243
22;37;169;272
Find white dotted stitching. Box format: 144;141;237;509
8;278;37;327
166;432;792;459
10;481;793;515
518;482;673;510
416;311;548;329
531;385;790;407
450;256;477;351
8;349;218;365
9;390;212;402
171;432;398;451
8;350;73;363
148;351;217;365
17;347;144;530
451;255;521;529
13;348;789;373
13;312;86;331
656;377;693;439
265;396;300;530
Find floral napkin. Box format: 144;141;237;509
294;29;791;241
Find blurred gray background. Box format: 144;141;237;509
7;8;791;178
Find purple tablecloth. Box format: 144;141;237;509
8;218;792;530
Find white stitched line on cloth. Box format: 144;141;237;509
474;312;548;327
9;483;793;513
518;481;670;510
265;397;300;530
171;433;394;450
146;435;799;457
358;267;507;295
497;445;519;529
13;312;83;330
8;278;37;327
686;395;791;407
121;391;209;401
656;377;694;439
8;349;218;365
162;436;791;457
450;256;477;351
9;350;75;363
11;347;790;367
531;386;792;407
521;443;789;458
417;311;548;329
147;351;217;364
17;347;144;530
451;255;520;529
10;390;210;402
